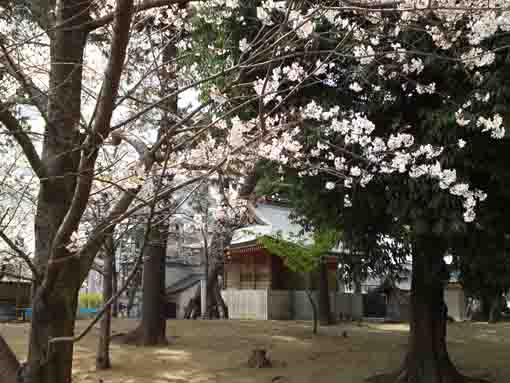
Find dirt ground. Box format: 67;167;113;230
2;319;510;383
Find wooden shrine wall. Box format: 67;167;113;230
224;248;272;289
224;248;339;291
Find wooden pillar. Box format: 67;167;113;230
225;261;228;289
240;253;243;288
267;251;273;289
253;252;256;289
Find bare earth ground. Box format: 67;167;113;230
2;319;509;383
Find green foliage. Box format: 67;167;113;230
78;293;103;309
257;230;340;273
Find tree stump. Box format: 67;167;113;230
248;349;272;368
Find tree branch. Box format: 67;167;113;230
29;0;56;31
0;104;47;179
0;39;49;118
87;0;189;31
339;0;401;9
0;231;39;280
111;131;149;157
51;0;135;256
78;187;140;282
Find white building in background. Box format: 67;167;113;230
80;268;103;295
110;185;219;319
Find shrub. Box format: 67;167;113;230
79;293;103;309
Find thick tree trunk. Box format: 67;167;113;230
399;251;460;383
139;223;168;344
119;26;177;344
184;286;201;319
21;285;80;383
368;240;481;383
213;274;229;319
319;258;333;325
203;244;210;319
185;263;228;320
204;263;226;319
20;0;89;381
15;0;134;380
125;271;141;318
479;295;491;321
488;295;501;324
354;277;362;294
121;223;168;345
96;239;114;370
474;293;501;323
0;333;19;383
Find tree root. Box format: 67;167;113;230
111;326;169;346
365;371;491;383
248;349;272;368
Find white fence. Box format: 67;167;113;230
221;289;363;320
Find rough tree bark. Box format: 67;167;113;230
204;263;229;319
203;230;210;319
20;1;92;381
139;223;168;345
471;293;501;323
111;261;119;318
126;270;142;318
318;258;333;325
0;333;19;382
213;271;229;319
480;296;491;322
122;223;168;345
185;263;227;319
186;218;233;320
120;33;176;345
488;294;502;324
368;238;486;383
12;1;135;382
96;236;114;369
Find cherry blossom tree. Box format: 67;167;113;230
208;1;510;382
0;0;255;381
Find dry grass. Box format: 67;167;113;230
2;319;510;382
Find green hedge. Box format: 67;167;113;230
79;293;103;309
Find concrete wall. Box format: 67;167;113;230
445;287;466;321
290;291;316;320
336;293;363;320
222;289;363;321
267;290;292;320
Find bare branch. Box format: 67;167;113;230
0;104;47;179
78;187;140;281
91;0;135;140
339;0;401;9
87;0;189;31
0;39;49;118
51;0;135;254
0;231;39;280
111;131;149;157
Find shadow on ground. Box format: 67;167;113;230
2;319;509;383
